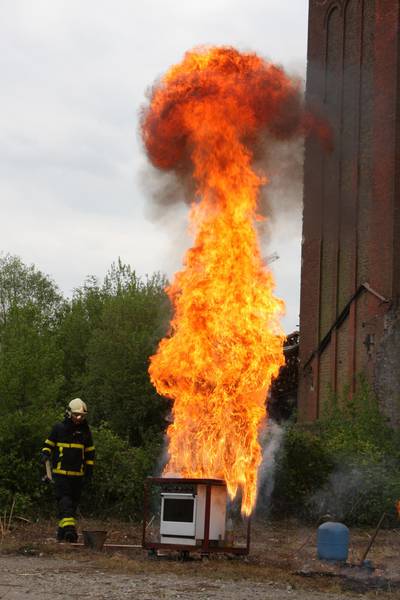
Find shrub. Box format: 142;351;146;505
271;427;334;518
0;410;162;521
271;378;400;525
308;459;400;526
319;377;396;462
80;424;162;519
0;407;59;517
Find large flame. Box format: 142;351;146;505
142;47;309;515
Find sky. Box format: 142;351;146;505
0;0;309;332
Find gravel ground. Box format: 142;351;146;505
0;555;352;600
2;520;400;599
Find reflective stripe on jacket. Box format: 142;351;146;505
41;418;95;477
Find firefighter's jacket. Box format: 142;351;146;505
41;417;95;477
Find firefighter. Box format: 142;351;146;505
41;398;95;542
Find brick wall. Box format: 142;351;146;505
299;0;400;421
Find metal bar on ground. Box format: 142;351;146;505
359;511;386;566
144;541;248;554
62;543;142;549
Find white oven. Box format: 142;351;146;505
160;484;227;546
160;492;197;545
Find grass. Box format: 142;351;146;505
0;496;15;540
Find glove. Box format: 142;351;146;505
41;474;54;485
40;452;50;464
40;453;54;484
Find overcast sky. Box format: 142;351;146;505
1;0;308;332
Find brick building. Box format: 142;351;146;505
298;0;400;424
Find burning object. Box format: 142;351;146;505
141;46;321;517
142;477;250;556
160;483;226;546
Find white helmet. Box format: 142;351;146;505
68;398;88;416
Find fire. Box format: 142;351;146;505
142;46;311;515
396;500;400;518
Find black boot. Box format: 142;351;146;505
64;526;78;543
56;527;65;542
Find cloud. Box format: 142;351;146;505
0;0;308;330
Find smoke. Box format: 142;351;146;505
310;466;365;522
139;47;328;214
256;420;285;514
138;165;195;221
309;461;396;524
139;49;330;236
138;49;329;290
154;434;170;477
257;137;304;218
254;136;304;248
140;134;305;227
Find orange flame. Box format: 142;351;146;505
142;47;309;515
396;500;400;518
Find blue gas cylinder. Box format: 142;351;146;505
317;521;349;561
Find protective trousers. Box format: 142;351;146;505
54;476;83;542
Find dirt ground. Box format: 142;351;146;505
1;519;400;599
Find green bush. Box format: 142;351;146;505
271;378;400;525
0;255;169;523
80;424;162;520
0;410;162;521
319;377;396;462
272;427;334;518
308;459;400;526
0;407;59;517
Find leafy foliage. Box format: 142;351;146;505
2;254;400;526
56;277;104;401
0;255;64;414
272;427;334;517
319;377;395;462
80;424;162;519
0;255;169;519
272;378;400;525
83;261;171;445
0;407;59;516
0;254;63;327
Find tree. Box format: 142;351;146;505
57;276;104;401
0;255;64;413
0;255;172;518
0;254;62;328
83;260;171;446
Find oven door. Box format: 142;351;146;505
160;493;197;539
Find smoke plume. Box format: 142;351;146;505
256;420;285;514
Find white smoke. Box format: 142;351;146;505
154;434;170;476
256;420;285;513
